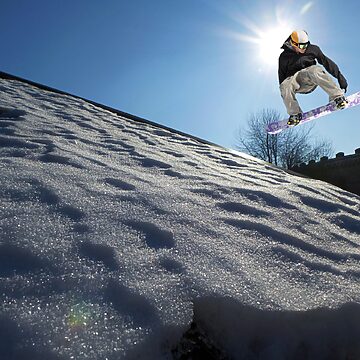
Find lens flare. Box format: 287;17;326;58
67;301;93;331
300;2;314;15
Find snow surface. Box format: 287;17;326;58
0;77;360;359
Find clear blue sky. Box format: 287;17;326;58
1;0;359;156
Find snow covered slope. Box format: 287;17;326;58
0;77;360;359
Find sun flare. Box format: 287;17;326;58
234;19;294;68
255;25;293;66
220;3;314;69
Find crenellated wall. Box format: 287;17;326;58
291;148;360;196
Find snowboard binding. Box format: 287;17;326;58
334;96;348;110
287;113;303;126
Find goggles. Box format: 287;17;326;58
291;39;309;49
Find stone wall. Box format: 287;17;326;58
291;148;360;196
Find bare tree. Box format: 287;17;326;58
236;109;334;169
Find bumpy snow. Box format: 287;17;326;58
0;78;360;359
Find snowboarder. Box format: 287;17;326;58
279;30;348;126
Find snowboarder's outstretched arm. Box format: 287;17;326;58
314;45;348;92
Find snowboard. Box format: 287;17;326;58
266;91;360;134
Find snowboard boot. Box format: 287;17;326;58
334;96;347;110
287;113;302;126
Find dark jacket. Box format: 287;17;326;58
278;39;347;90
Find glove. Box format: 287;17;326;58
338;74;348;93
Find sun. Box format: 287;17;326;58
220;16;293;69
255;25;293;66
218;3;314;69
237;16;294;68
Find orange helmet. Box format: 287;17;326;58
290;30;309;50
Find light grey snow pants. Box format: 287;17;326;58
280;65;344;115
